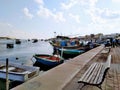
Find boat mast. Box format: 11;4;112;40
6;58;9;90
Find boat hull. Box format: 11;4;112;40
33;54;64;71
58;49;85;59
0;61;39;82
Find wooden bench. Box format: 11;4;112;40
78;54;111;90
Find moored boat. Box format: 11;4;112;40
32;39;38;43
0;61;39;82
33;54;64;71
50;40;84;49
15;39;21;44
58;48;85;59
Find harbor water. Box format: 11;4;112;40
0;39;53;66
0;39;54;89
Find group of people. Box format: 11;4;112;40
111;38;120;47
107;38;120;48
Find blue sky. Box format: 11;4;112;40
0;0;120;39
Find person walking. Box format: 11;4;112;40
112;38;116;48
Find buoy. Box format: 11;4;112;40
16;57;19;60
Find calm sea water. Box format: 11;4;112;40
0;39;53;66
0;39;54;89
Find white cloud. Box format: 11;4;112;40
61;0;78;10
34;0;44;5
69;13;80;23
84;0;120;24
7;23;13;28
73;0;120;35
87;8;106;24
89;0;98;7
0;23;13;28
53;12;66;22
37;6;66;22
87;0;100;23
99;9;120;19
112;0;120;3
0;23;44;39
75;19;120;36
37;6;52;18
87;7;120;24
23;7;34;19
61;0;89;10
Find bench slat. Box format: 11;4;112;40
97;67;105;84
91;64;103;84
87;64;102;83
93;63;103;84
78;63;97;82
83;63;98;82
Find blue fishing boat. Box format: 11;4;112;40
33;54;64;70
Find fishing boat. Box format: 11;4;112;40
32;39;38;43
51;41;100;58
15;39;21;44
33;54;64;71
50;40;91;53
58;48;85;59
50;41;84;49
0;61;39;82
51;42;89;59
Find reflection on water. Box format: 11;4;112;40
0;39;53;66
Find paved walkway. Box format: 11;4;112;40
11;46;104;90
63;46;120;90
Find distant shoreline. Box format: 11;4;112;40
0;37;12;39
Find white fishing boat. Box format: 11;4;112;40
0;61;39;82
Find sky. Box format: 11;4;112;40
0;0;120;39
